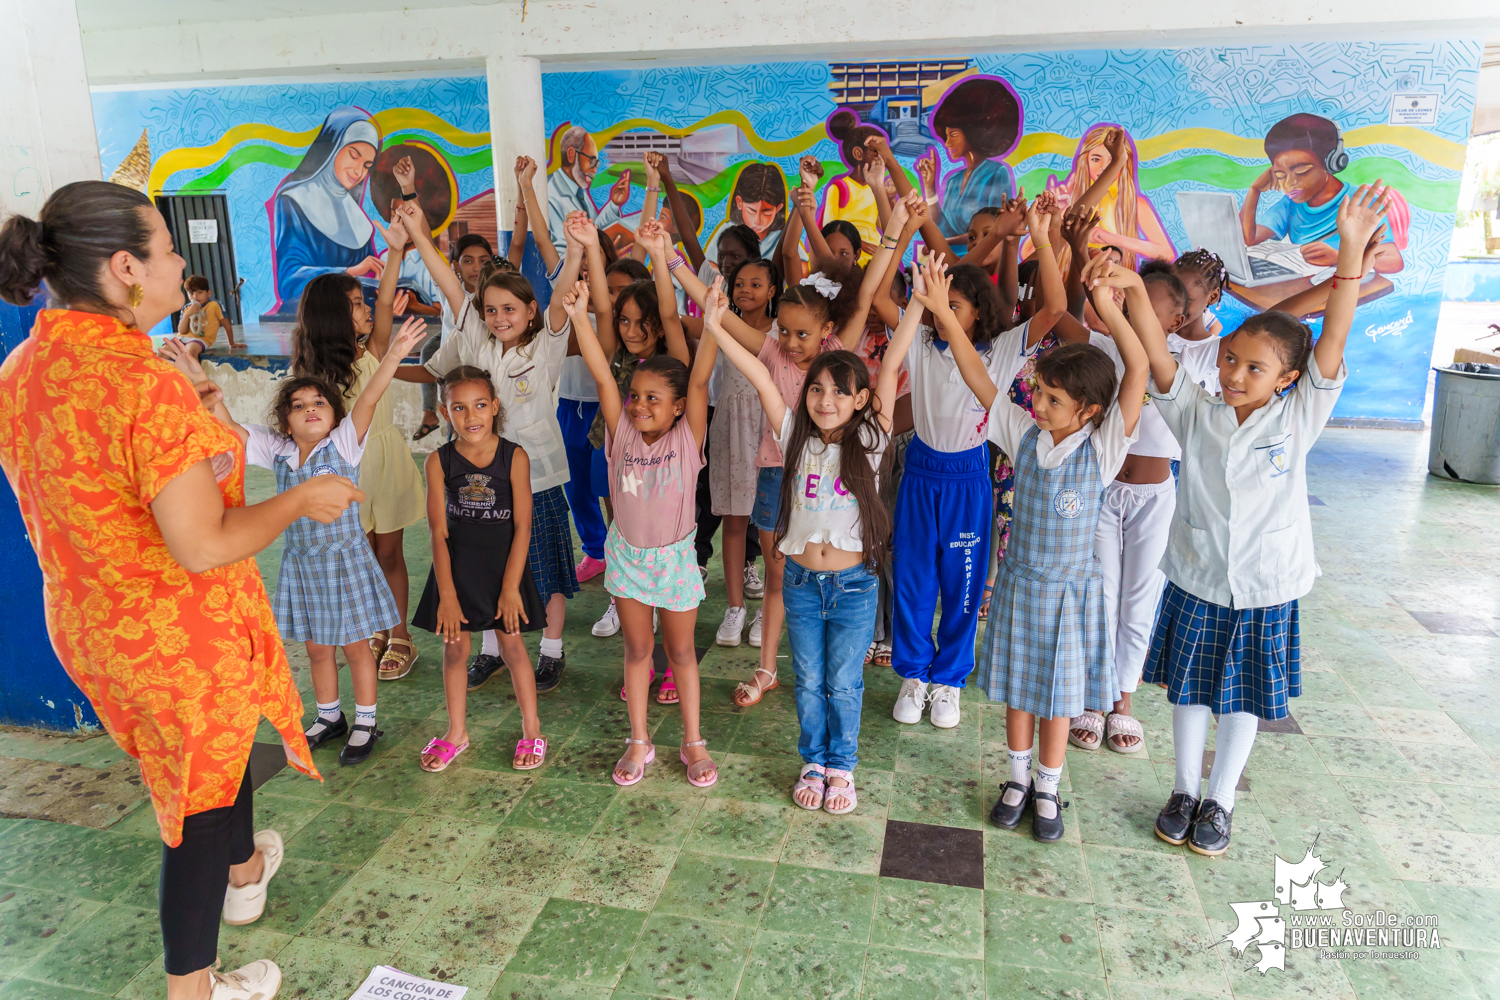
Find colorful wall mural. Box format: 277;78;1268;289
92;41;1481;420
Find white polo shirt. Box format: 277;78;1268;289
907;321;1036;453
1088;332;1178;460
986;392;1137;486
1151;361;1345;609
424;300;571;492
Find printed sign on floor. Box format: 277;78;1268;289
348;967;467;1000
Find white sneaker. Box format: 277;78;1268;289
592;601;621;637
748;608;763;647
893;678;929;724
208;959;282;1000
222;830;283;926
717;606;747;646
929;684;962;729
743;563;765;600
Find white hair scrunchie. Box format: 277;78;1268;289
800;272;842;300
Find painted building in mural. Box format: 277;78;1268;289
93;41;1481;421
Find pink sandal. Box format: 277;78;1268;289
621;668;657;702
792;763;826;810
419;737;469;773
823;768;858;815
613;737;655;786
679;739;718;788
513;737;547;771
656;667;679;705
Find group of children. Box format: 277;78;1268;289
167;155;1391;854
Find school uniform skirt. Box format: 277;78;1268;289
1143;582;1300;721
528;485;579;600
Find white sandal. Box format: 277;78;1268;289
733;665;779;707
1068;709;1105;750
1105;712;1145;754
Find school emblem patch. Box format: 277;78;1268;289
1268;444;1289;477
311;465;338;477
1053;488;1083;518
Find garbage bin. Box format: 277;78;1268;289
1429;365;1500;484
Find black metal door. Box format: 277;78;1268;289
156;193;243;325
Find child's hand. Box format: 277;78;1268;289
561;209;586;250
520;155;539;187
911;256;951;315
570;213;602;248
636;218;669;257
1061;204;1101;255
1102;128;1127;167
1034;189;1061;221
495;587;528;635
793;186;818;214
642;151;661;188
865;152;887;188
392;289;412;317
182;299;204;316
159;337;208;382
436;594;468;644
372;212;410;253
903;192;927;234
389;314;427;358
562;279;592;325
1023;197;1046;242
996;192;1028;239
703;276;728;331
799;155;824;189
394;198;430;240
863;134;892;164
393;155;416;193
609;169;632;207
1336;182;1389;248
1081;251;1142;292
885;192;909;234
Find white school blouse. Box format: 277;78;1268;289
1088;332;1178;460
1151;361;1345;609
245;419;367;472
424;300;571;492
1169;333;1222;394
907;321;1035;453
770;409;889;555
985;392;1137;486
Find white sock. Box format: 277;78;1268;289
346;703;377;747
482;631;500;657
540;636;564;659
1206;711;1258;810
1035;762;1063;820
1173;703;1213;799
1003;747;1033;805
316;700;342;723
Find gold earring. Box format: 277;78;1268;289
128;283;145;308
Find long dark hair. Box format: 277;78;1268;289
0;180;155;311
612;279;664;354
937;263;1007;348
291;273;361;397
775;350;892;571
728;162;788;235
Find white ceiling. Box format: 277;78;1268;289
74;0;513;32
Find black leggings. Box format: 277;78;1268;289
160;770;255;975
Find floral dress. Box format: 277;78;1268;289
992;330;1059;560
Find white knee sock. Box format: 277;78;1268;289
1173;703;1213;798
1003;747;1033;805
346;702;377;746
481;631;500;657
316;699;342;723
539;637;564;660
1206;712;1258;810
1035;761;1063;820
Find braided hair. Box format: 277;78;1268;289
1175;248;1227;294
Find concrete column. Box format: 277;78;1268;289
0;0;101;219
485;50;547;257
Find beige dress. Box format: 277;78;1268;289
348;351;426;534
709;346;765;517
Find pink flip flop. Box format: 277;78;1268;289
513;737;547;771
656;666;679;705
419;737;468;772
621;668;657;701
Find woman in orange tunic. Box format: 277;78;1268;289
0;182;362;1000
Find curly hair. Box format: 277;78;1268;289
270;376;346;436
940;263;1008;348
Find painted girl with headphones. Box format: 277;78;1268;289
1239;112;1406;274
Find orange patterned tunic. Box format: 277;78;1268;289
0;309;317;846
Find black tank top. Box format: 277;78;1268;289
439;439;517;525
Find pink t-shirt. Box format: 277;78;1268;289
607;413;704;549
754;332;843;468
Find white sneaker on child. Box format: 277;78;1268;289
222;830;283;926
748;608;763;647
592;601;621;637
928;684;962;729
893;678;929;725
207;959;281;1000
743;563;765;600
717;606;747;646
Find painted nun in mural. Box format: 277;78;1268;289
271;106;383;312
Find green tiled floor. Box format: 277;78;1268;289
2;428;1498;999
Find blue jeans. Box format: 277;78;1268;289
557;398;607;560
783;558;879;772
751;465;783;532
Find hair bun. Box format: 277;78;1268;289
0;214;50;306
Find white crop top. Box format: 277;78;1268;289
771;409;889;555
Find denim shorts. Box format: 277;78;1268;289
750;465;783;533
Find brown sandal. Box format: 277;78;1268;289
378;636;417;681
733;666;779;707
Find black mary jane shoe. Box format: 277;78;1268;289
534;654;565;694
304;712;348;752
1154;791;1201;846
466;654;507;691
338;724;382;766
989;781;1032;830
1031;791;1066;843
1187;798;1234;857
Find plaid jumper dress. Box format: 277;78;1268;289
271;438;401;646
979;425;1119;718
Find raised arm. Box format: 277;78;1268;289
570;216;614;357
546;210;589;333
636;219;691;365
1086;264;1148;435
686;284;719;451
1061;204;1101;320
874;293;924;433
561;279;622;433
508;193;529;268
516;156;561;274
369;208;413;360
872;197;926;330
915;259;998;411
670;248;771;354
393;200;467;317
795;161;835;263
866;153;891;231
1313;183;1389;379
836;192;913;349
869;136;955;263
656;153;705;271
882;253;939;380
632;153;662;263
349;316;426;444
1023;192;1069;346
1086;253;1176;391
703;278;788;431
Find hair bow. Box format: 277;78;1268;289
800;272;842;299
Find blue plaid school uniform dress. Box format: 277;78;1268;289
271;437;400;646
527;484;578;600
980;425;1119;718
1143;582;1300;720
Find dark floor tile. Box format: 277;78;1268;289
878;820;984;889
1405;611;1497;637
1307;494;1327;506
1257;714;1304;734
